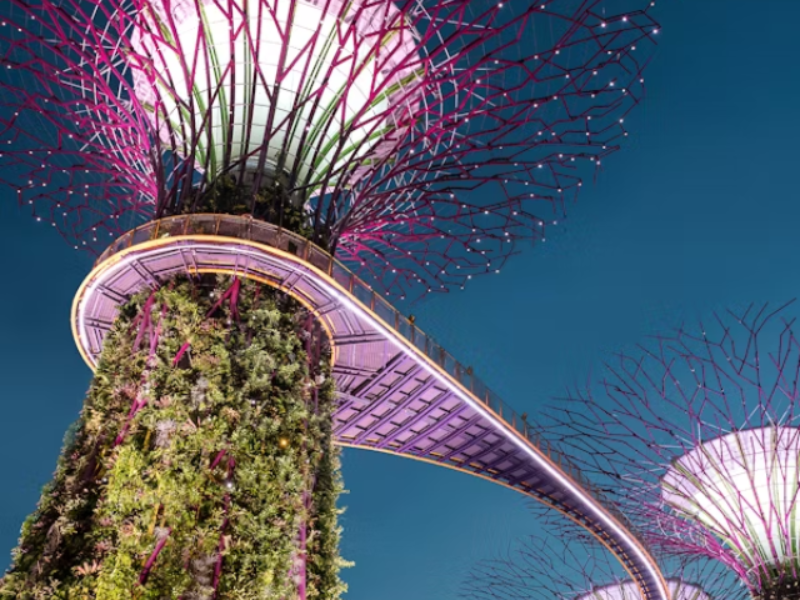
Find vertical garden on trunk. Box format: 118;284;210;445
0;275;347;600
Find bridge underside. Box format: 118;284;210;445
336;351;559;494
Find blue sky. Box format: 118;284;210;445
2;1;800;599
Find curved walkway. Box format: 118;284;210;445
71;214;669;600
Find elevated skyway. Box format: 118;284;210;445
71;214;669;600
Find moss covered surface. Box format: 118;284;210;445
0;275;347;599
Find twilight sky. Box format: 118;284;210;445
1;1;799;599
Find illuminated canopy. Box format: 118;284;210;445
576;579;711;600
662;427;800;573
130;0;423;193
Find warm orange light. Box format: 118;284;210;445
279;437;289;448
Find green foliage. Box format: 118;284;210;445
190;175;330;246
0;275;345;599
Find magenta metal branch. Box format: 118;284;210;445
545;301;800;598
0;0;659;298
464;508;744;600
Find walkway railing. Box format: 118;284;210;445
98;213;640;541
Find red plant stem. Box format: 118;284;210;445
133;290;156;352
138;527;172;585
173;341;191;366
116;300;166;446
211;459;236;597
211;499;230;597
149;303;167;356
206;277;241;321
210;449;227;471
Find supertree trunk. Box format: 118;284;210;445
0;274;346;600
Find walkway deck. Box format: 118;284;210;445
71;214;668;600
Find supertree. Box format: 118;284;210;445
545;302;800;600
463;509;742;600
0;0;659;597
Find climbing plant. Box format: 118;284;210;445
0;275;347;599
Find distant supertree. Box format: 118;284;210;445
0;0;659;597
546;302;800;600
464;509;742;600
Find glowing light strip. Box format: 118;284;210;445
320;287;670;600
73;240;669;600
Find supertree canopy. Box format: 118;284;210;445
0;0;659;296
545;302;800;600
0;0;660;598
463;509;741;600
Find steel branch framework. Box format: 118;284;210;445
464;509;741;600
546;302;800;600
0;0;658;297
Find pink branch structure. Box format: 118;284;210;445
545;301;800;600
0;0;659;297
463;509;742;600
